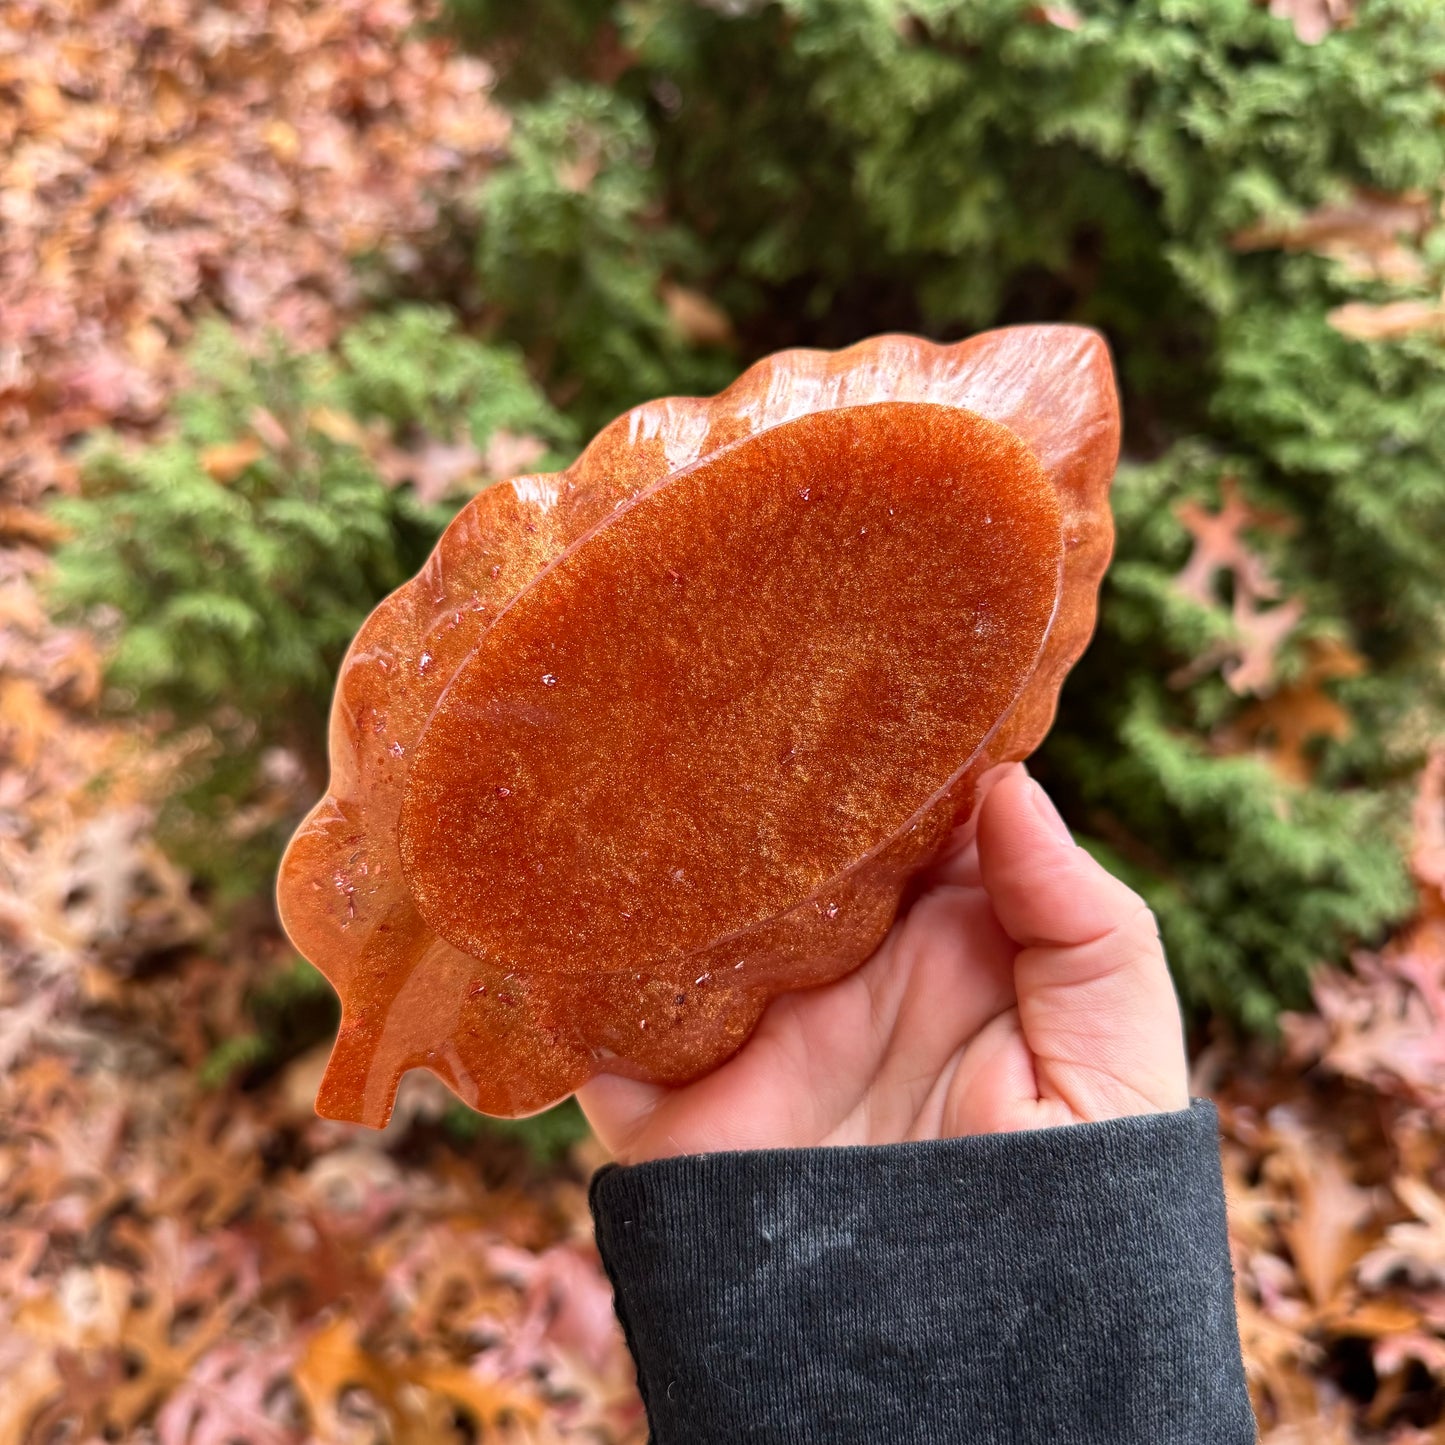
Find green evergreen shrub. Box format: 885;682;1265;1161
474;82;736;430
459;0;1445;1026
50;308;571;899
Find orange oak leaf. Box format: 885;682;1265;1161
1174;477;1283;608
1174;477;1304;696
154;1342;302;1445
1265;1113;1378;1310
200;438;265;483
1329;298;1445;341
1222;636;1366;781
295;1316;540;1444
660;282;734;348
1233;189;1430;284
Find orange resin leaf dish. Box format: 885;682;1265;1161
277;325;1121;1126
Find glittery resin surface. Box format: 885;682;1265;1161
277;326;1121;1126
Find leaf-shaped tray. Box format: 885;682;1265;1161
277;325;1120;1126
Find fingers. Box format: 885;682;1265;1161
576;1073;668;1161
577;984;871;1160
976;770;1189;1118
924;761;1024;889
977;769;1145;948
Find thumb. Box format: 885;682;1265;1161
976;771;1189;1120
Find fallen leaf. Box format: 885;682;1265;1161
200;438;264;482
1222;637;1365;780
249;407;291;452
307;406;367;447
32;807;208;968
485;1241;624;1375
154;1341;302;1445
660;282;734;348
1329;298;1445;342
1359;1178;1445;1289
0;676;54;771
484;428;548;481
1175;478;1288;608
1026;3;1083;28
1412;747;1445;901
1173;479;1307;696
1234;190;1429;283
1224;595;1305;697
1268;0;1357;45
295;1316;539;1445
0;505;68;547
1374;1328;1445;1379
1265;1113;1378;1308
375;436;484;505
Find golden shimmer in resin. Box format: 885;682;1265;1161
276;326;1121;1126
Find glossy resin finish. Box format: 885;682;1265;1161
277;326;1121;1126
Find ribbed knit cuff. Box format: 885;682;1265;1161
590;1100;1255;1445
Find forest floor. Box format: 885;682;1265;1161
2;2;1444;1441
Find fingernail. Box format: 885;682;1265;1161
1027;779;1074;847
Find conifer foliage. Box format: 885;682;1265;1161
50;310;569;895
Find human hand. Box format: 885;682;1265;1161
577;765;1190;1164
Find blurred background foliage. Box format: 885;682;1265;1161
46;0;1445;1097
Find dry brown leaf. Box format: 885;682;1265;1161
1234;189;1430;282
0;675;53;770
0;1339;63;1445
153;1342;302;1445
31;807;208;968
1228;685;1351;784
1258;1401;1357;1445
1329;298;1445;341
485;1241;625;1375
1175;477;1285;608
1265;1115;1378;1309
660;282;735;348
296;1316;540;1445
1222;637;1366;782
1286;762;1445;1108
200;437;264;482
307;405;367;447
1360;1179;1445;1289
1028;4;1084;29
484;428;548;482
12;1251;232;1435
0;0;509;504
1412;747;1445;900
374;436;484;504
1317;1296;1422;1337
0;504;68;547
1173;479;1310;697
248;408;291;452
1224;595;1305;697
1267;0;1357;44
1286;938;1445;1108
1375;1328;1445;1379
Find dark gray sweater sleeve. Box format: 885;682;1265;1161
589;1100;1255;1444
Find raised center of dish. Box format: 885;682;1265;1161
398;401;1063;977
